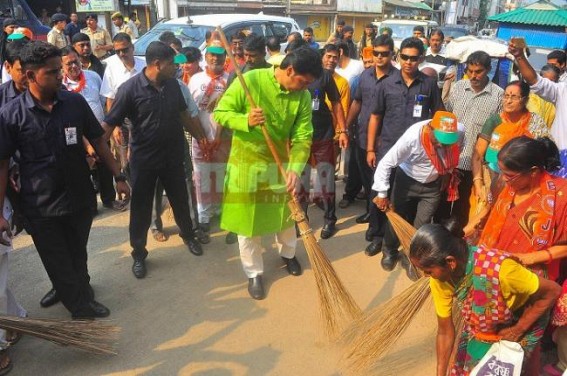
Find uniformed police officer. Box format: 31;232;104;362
0;41;130;319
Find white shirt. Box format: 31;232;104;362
100;54;146;99
531;75;567;150
372;120;465;197
177;79;198;118
335;58;364;88
63;70;105;123
189;70;229;140
560;71;567;83
127;20;139;38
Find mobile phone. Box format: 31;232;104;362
511;37;526;49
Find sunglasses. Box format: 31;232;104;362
114;46;132;55
372;50;391;57
399;54;421;62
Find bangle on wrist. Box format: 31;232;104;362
336;130;347;134
367;150;375;153
473;176;483;182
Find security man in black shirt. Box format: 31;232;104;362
0;41;130;319
296;44;348;240
102;41;209;279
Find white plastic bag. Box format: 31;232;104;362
470;340;524;376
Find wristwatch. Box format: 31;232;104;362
114;173;127;183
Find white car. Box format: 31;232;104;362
134;13;300;56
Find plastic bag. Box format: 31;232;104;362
470;340;524;376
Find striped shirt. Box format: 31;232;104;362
446;80;503;170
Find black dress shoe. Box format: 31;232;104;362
355;212;370;224
381;252;400;272
248;276;265;300
40;288;60;308
72;300;110;319
225;232;238;244
365;238;382;257
338;198;354;209
184;237;203;256
132;259;147;279
320;223;336;239
282;256;302;276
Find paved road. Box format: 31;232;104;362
8;183;436;375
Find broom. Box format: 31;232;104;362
215;27;361;337
0;316;120;355
339;205;432;373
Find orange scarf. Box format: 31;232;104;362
488;111;532;152
420;123;461;201
478;172;557;251
62;71;86;93
199;68;226;110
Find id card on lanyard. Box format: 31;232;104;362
413;94;427;118
64;126;78;145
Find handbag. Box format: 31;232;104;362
470;340;524;376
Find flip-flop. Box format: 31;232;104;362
0;350;12;376
152;229;168;242
5;331;21;346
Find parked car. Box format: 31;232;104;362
134;13;300;56
373;19;439;48
439;26;470;39
0;0;50;40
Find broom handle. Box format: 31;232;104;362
216;27;288;180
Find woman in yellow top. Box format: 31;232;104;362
410;223;561;376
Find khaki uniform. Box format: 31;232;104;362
116;23;134;38
47;27;68;49
81;26;112;59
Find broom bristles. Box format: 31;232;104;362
384;209;417;258
0;316;120;355
290;200;362;338
339;277;431;373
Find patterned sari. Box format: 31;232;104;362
452;246;547;375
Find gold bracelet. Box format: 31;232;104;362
473;177;483;182
335;130;347;134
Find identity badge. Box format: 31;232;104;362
413;104;422;117
64;127;78;145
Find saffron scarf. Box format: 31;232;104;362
199;68;226;110
62;71;86;93
420;123;461;201
478;171;557;251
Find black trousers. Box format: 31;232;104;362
26;208;95;316
357;146;389;240
435;169;473;228
343;141;363;202
130;163;195;260
93;161;116;205
384;169;442;254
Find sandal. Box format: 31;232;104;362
0;350;12;376
5;331;21;346
152;229;169;242
103;200;128;212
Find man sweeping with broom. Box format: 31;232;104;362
213;46;322;300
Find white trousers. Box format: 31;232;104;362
237;226;297;278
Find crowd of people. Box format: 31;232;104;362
0;15;565;375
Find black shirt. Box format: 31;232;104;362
65;22;81;41
353;65;397;150
0;90;104;217
424;54;448;66
87;54;106;79
308;69;340;141
371;69;444;158
104;69;188;170
0;80;23;107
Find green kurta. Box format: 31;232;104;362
213;67;313;237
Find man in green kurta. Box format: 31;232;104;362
214;46;323;300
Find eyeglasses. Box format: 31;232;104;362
399;54;421;62
503;94;525;102
114;46;132;55
373;50;391;57
64;60;80;67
